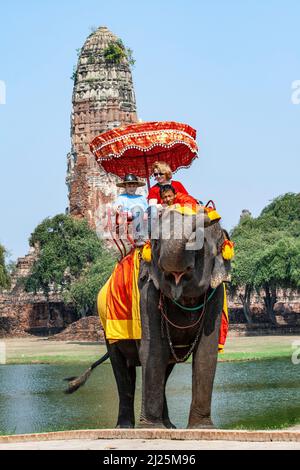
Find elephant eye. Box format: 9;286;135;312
182;271;193;281
164;272;173;280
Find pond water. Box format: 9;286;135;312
0;358;299;435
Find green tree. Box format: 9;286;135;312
0;244;10;290
231;193;300;325
261;192;300;226
252;236;300;324
25;214;116;315
64;256;116;315
231;215;275;323
230;222;257;324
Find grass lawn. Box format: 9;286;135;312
218;334;298;362
3;338;107;365
1;334;299;365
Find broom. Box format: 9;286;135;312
64;351;110;394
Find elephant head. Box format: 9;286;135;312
149;207;231;301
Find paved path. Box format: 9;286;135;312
0;429;300;450
0;438;300;450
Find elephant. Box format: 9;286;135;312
108;207;231;429
65;206;231;429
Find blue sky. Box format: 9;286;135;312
0;0;299;260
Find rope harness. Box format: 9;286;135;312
158;288;217;363
107;207;136;260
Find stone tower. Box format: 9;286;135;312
67;26;138;227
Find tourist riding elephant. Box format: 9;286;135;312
66;207;231;429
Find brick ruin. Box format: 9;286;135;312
0;250;78;337
67;26;138;227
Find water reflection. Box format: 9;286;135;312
0;358;299;435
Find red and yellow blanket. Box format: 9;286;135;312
98;249;141;342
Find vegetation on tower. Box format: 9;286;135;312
71;37;135;81
103;39;135;66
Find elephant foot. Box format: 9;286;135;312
116;422;135;429
188;417;215;429
188;423;215;429
138;418;167;429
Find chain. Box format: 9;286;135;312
165;312;205;363
160;292;207;330
160;293;208;363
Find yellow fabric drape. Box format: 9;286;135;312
97;249;142;342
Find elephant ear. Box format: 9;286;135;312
139;260;160;292
139;260;150;282
210;229;232;288
210;254;231;288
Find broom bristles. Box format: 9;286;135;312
64;367;92;394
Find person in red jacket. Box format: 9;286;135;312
160;184;199;210
148;161;188;204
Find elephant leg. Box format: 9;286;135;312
139;340;170;428
163;363;176;429
138;281;171;427
107;343;136;428
188;287;223;429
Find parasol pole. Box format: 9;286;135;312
143;152;151;191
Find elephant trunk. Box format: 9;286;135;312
159;239;194;274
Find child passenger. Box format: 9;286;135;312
115;174;148;246
159;184;198;209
